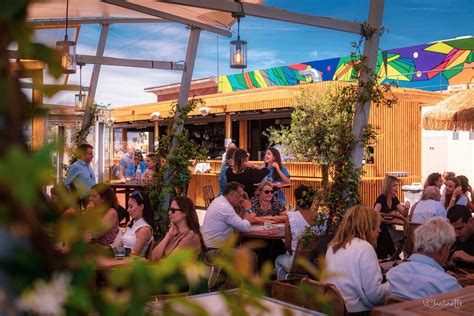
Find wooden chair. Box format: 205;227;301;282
271;277;347;315
202;185;215;208
380;213;407;260
146;239;158;260
287;236;321;279
403;222;421;257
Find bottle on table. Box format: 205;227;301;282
135;168;142;182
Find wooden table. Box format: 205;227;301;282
241;224;285;240
109;181;145;206
95;255;134;271
146;289;324;315
372;286;474;315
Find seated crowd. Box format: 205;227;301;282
55;144;474;313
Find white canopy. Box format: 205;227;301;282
27;0;263;36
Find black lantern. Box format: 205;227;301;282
56;0;76;74
230;1;247;69
75;62;85;112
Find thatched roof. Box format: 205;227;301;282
422;89;474;131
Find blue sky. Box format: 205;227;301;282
39;0;474;107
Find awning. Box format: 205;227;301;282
422;89;474;131
26;0;263;36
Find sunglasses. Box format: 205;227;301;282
262;190;274;194
168;207;183;214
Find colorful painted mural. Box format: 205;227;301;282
218;37;474;92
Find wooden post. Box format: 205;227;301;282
121;128;127;151
31;69;44;150
349;0;385;178
239;120;248;151
225;112;231;145
154;120;160;145
161;26;201;211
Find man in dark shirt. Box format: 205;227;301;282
447;205;474;268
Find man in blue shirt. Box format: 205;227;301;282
386;217;461;300
65;144;96;196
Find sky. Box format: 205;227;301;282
36;0;474;108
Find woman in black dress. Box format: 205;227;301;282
226;148;269;199
374;175;409;259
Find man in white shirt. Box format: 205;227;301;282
202;181;255;249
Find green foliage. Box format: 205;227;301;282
147;99;208;239
266;38;397;232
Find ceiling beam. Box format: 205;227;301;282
20;82;89;92
26;17;167;27
76;55;185;71
101;0;232;37
8;50;185;71
158;0;362;34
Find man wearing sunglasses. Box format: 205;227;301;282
202;181;258;250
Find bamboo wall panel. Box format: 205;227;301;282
208;160;377;180
188;173;421;209
368;99;422;178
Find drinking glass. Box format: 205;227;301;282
114;246;126;259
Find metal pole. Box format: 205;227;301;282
80;23;109;143
97;122;104;183
57;125;65;182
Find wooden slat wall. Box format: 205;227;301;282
369;99;422;178
188;174;420;209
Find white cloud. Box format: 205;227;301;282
309;50;318;58
246;49;285;69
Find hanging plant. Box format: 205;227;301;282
147;99;208;239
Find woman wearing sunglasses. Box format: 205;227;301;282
151;196;205;261
121;190;154;257
250;182;287;224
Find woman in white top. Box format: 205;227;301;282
275;185;318;280
411;186;447;224
121;190;154;257
323;205;388;314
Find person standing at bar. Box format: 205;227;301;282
65;144;96;201
226;149;269;199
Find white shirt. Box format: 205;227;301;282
122;218;153;257
411;199;447;224
201;195;251;248
324;238;388;313
287;211;309;252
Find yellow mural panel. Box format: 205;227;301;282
424;42;453;54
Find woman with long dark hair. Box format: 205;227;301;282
226;148;269;199
151;196;206;260
87;183;119;247
121;190;154;257
443;175;466;210
423;172;443;189
263;147;291;206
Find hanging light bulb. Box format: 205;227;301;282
56;0;76;74
230;2;247;69
75;62;85;112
